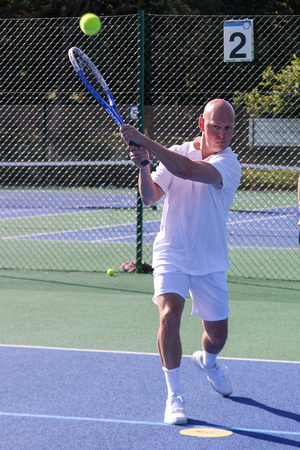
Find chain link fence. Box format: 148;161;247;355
0;14;299;280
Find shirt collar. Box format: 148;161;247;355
188;139;202;159
189;139;232;160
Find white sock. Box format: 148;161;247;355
202;349;218;369
162;367;182;397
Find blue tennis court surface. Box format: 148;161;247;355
227;208;298;248
4;211;299;249
0;190;139;218
1;189;298;248
4;221;160;244
0;346;299;449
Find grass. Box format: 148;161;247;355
240;167;298;190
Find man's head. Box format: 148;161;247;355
199;99;235;158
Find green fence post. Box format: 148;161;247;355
136;10;145;273
42;101;47;158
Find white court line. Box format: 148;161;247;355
0;344;299;364
2;221;137;240
3;220;156;241
0;411;299;437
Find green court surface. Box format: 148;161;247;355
0;270;299;362
1;186;298;280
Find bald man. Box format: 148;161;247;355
120;99;241;425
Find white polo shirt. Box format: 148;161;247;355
151;141;241;275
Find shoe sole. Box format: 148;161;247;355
208;378;232;397
164;416;188;425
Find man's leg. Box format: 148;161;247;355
193;318;232;396
157;293;185;369
157;293;187;424
202;318;228;357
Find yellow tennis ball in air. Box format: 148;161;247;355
107;268;115;276
79;13;101;35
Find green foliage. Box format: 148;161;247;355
240;167;298;191
1;0;299;17
1;0;102;18
233;55;300;118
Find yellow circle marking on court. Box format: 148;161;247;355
180;427;233;438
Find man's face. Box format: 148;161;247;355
199;105;235;154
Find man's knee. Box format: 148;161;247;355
157;294;185;331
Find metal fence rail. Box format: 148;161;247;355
0;14;299;280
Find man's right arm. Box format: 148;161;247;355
138;165;165;207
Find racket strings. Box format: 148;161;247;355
75;54;107;99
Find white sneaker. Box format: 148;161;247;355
164;393;188;425
192;351;232;396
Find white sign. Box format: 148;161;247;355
249;118;300;147
130;105;138;121
224;20;254;62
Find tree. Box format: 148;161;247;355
1;0;299;18
233;55;300;118
2;0;99;18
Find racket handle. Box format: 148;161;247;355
129;140;150;167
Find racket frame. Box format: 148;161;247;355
68;47;123;126
68;47;150;166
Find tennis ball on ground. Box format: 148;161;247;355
79;13;101;35
107;268;115;276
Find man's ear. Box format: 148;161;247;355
199;117;204;132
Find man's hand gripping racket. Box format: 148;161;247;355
68;47;150;167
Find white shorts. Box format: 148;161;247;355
153;265;229;321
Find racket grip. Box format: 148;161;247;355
129;140;150;167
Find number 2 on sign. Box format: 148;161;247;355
223;20;254;62
230;32;247;59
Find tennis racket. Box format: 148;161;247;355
68;47;150;167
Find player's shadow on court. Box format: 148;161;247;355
186;420;300;448
186;397;300;448
228;396;300;423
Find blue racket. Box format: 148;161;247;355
68;47;149;166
